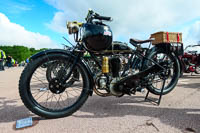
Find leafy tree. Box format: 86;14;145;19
0;45;49;63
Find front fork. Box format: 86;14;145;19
61;50;82;86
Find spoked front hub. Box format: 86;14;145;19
49;78;66;94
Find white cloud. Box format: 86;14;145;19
46;12;68;33
0;1;33;14
0;13;57;49
182;21;200;48
13;4;32;11
187;21;200;41
45;0;200;42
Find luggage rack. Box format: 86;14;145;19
144;32;184;105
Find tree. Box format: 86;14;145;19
0;45;49;63
12;45;31;62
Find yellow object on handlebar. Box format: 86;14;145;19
66;21;83;34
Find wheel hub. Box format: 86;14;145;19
159;61;172;79
49;78;65;94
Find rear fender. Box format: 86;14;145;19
152;45;183;73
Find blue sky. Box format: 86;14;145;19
0;0;63;45
0;0;200;49
0;0;64;48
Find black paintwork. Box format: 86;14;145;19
82;23;113;51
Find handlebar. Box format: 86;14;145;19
94;15;112;21
85;9;112;23
66;9;112;41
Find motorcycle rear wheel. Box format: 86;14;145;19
19;53;90;118
145;49;180;95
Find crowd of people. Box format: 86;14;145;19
0;49;25;71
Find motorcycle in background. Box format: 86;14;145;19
180;44;200;75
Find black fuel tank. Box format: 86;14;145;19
101;41;132;55
82;23;113;51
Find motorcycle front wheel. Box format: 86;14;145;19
145;49;180;95
46;61;80;86
19;53;90;118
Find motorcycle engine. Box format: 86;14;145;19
95;74;109;89
94;56;124;96
109;57;124;96
110;57;121;77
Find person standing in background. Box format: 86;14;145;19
0;49;6;71
6;56;12;68
26;58;29;64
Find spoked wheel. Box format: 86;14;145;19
145;49;180;95
46;61;80;86
195;66;200;74
19;53;90;118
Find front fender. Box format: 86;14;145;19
30;49;94;96
30;49;75;61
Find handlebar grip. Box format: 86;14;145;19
94;15;112;21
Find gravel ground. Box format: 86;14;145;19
0;67;199;133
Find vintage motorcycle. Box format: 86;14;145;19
180;44;200;75
19;9;180;118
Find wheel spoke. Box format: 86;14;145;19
35;90;48;101
146;51;179;94
22;55;87;116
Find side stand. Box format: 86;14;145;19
145;77;166;106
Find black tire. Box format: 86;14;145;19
195;66;200;74
46;61;80;86
145;49;180;95
19;53;90;118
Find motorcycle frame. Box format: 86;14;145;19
81;43;167;79
30;42;170;96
